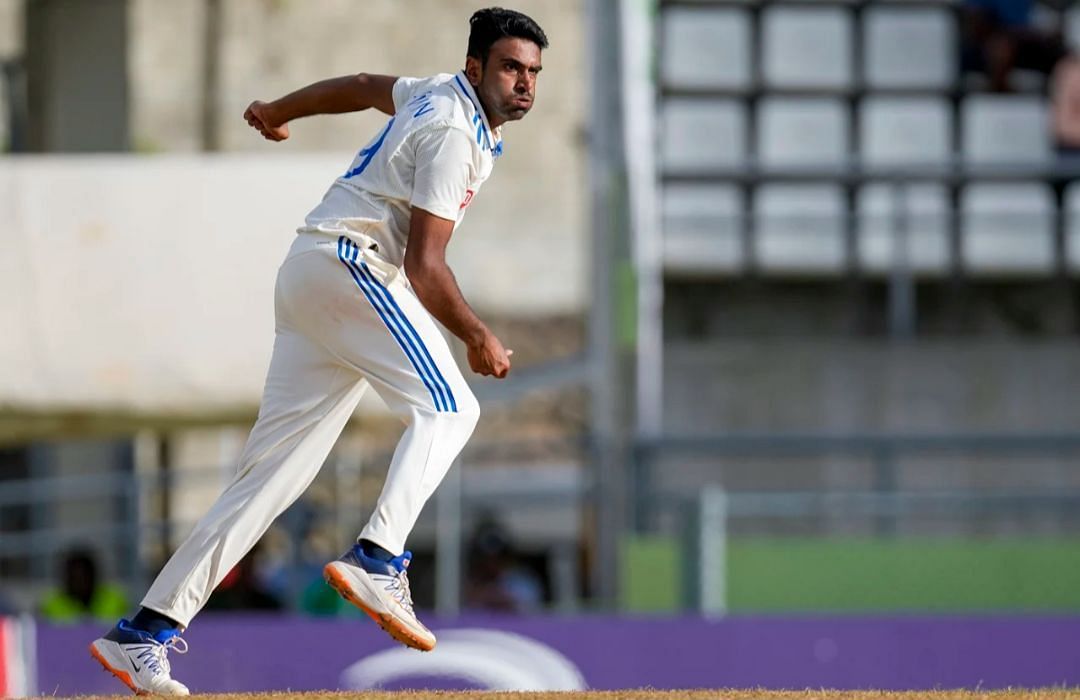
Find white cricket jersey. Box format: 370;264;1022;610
299;71;503;268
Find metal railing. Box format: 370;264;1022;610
0;444;591;615
628;433;1080;615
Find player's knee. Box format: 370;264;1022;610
414;391;479;429
452;390;480;427
433;389;478;436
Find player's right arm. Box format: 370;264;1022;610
403;125;512;378
405;209;512;379
243;73;398;141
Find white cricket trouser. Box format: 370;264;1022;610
141;232;480;627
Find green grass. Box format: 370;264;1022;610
623;535;1080;613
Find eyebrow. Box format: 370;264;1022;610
503;58;543;72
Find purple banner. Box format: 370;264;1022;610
37;615;1080;694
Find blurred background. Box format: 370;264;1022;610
1;0;1080;693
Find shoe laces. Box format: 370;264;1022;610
135;635;188;676
386;568;415;614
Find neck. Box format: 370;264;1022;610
464;73;502;130
475;91;503;129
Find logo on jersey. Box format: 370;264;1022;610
408;91;435;119
460;190;475;210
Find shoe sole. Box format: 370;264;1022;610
323;562;435;652
88;641;144;695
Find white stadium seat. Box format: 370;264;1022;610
962;96;1051;165
754;185;846;273
762;7;853;89
661;99;747;172
860;97;952;167
663;185;745;273
961;184;1055;273
863;8;954;89
758;97;848;168
1063;182;1080;271
662;8;751;89
857;184;951;275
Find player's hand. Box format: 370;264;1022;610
467;332;512;379
243;101;290;142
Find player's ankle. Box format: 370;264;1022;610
358;538;396;562
130;607;181;636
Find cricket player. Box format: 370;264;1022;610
89;8;547;695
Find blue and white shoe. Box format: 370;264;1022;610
324;545;436;651
89;620;190;695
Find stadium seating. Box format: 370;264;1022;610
661;7;751;89
1065;182;1080;271
961;183;1056;273
862;7;954;89
961;96;1051;165
663;184;744;273
661;98;746;171
761;6;852;89
754;184;846;272
658;1;1068;278
859;97;952;166
857;184;951;274
758;97;849;168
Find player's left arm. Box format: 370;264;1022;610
243;73;398;142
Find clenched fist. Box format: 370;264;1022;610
243;101;290;142
467;332;512;379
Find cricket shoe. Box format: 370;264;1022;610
89;620;190;695
324;545;436;651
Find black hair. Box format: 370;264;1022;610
467;7;548;65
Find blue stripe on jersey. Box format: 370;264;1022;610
336;236;448;412
453;74;491;152
343;117;396;180
354;259;458;413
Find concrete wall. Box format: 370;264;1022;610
0;151;585;412
0;0;23;150
665;340;1080;435
25;0;129;151
0;1;20;57
656;340;1080;516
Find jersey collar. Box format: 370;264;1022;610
452;71;504;158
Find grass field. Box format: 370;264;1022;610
65;690;1080;700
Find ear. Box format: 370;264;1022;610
465;55;483;86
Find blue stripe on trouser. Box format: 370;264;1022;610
335;236;447;412
354;259;458;413
336;237;446;411
342;242;455;412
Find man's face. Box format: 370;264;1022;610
468;37;543;128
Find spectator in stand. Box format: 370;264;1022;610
962;0;1067;92
464;515;543;613
39;547;128;623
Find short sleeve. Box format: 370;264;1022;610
392;76;421;112
410;126;475;221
